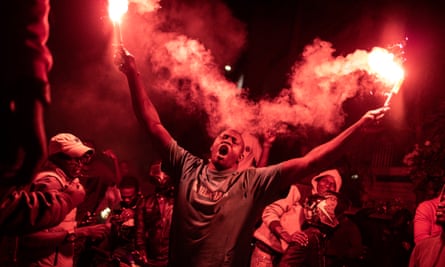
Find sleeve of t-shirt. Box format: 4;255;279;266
166;141;202;184
248;164;287;206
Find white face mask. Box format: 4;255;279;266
304;193;339;229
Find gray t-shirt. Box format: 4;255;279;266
166;141;285;267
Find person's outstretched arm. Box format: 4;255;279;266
116;47;173;154
281;107;388;187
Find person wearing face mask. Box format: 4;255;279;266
251;169;342;267
136;160;175;267
278;170;364;267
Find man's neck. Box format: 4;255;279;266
208;162;237;172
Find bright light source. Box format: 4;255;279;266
100;207;111;220
108;0;129;23
224;65;232;72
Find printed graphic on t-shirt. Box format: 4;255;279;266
196;183;225;201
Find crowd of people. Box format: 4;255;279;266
1;1;445;267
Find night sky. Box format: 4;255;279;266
45;0;445;175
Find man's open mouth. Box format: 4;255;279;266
218;144;229;156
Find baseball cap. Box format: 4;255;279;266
49;133;94;158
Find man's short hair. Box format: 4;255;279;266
119;175;140;191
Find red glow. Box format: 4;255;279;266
368;47;405;94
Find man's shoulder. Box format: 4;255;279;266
33;169;67;190
416;197;440;211
168;141;203;166
250;163;282;175
295;183;312;202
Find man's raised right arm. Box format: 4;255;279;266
116;47;173;153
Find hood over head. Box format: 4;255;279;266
311;169;342;194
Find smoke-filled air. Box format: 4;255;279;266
49;0;404;161
116;0;399;138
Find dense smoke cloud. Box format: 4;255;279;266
124;1;393;137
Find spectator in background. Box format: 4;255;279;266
136;160;175;267
251;169;342;266
413;191;443;244
75;147;123;267
278;169;365;267
76;146;121;226
16;133;110;267
250;183;304;267
108;175;144;266
324;201;365;267
0;0;86;236
238;131;276;170
82;175;143;267
409;187;445;267
92;149;124;221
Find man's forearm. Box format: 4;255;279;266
0;188;75;234
304;116;365;170
124;61;173;151
281;112;374;186
305;107;387;173
126;70;162;127
21;229;68;248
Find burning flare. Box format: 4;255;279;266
108;0;129;44
367;46;405;106
108;0;129;23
